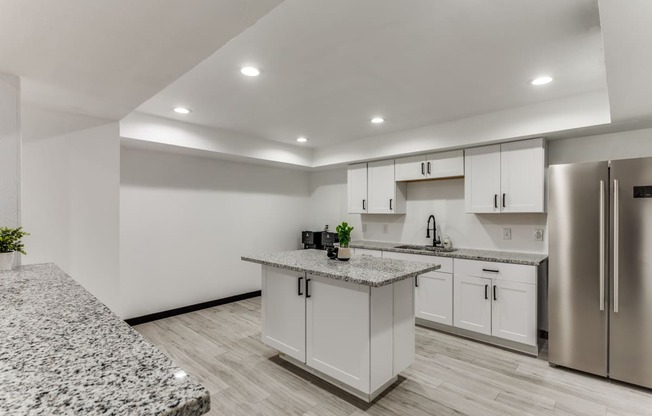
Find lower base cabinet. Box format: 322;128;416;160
261;266;415;401
453;274;492;335
491;279;537;345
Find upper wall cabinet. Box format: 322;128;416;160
464;138;546;214
347;161;406;214
347;163;368;214
395;150;464;182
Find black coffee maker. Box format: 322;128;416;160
302;225;339;250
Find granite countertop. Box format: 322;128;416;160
0;263;210;416
242;249;440;287
350;241;548;266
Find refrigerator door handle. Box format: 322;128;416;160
599;180;605;311
614;179;619;314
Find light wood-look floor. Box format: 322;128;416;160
135;297;652;416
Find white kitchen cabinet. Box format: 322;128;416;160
491;279;537;345
347;163;368;214
453;274;492;335
464;138;545;213
500;139;545;213
395;150;464;182
367;160;406;214
383;251;453;326
306;274;371;392
261;266;306;362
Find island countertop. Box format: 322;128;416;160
0;263;210;416
241;249;440;287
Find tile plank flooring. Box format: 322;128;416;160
135;298;652;415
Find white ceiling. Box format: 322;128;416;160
0;0;282;120
136;0;608;148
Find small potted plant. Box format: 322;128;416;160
336;222;354;261
0;226;29;271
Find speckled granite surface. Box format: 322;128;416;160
350;241;548;266
242;249;440;287
0;263;210;416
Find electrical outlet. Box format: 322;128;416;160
503;228;512;240
534;229;544;242
362;223;367;233
383;224;389;234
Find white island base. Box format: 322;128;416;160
261;266;415;402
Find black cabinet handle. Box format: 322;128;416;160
494;194;498;208
389;199;393;210
305;278;311;298
362;199;366;210
502;193;506;208
415;275;419;287
421;162;425;175
297;277;303;296
484;284;488;300
493;285;497;301
427;162;431;175
482;268;500;273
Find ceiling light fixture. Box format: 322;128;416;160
371;116;384;124
297;137;308;143
240;66;260;77
173;107;191;114
530;76;553;86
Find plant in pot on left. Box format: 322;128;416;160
0;226;29;271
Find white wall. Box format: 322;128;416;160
21;111;121;314
120;148;310;319
549;127;652;165
308;169;548;254
0;74;21;238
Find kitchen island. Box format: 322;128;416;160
242;249;440;402
0;263;209;415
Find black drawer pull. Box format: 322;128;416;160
389;199;393;210
415;275;419;287
306;278;311;298
427;162;431;174
484;284;488;300
421;162;425;175
494;194;498;208
297;277;303;296
502;193;506;208
482;268;500;273
362;199;366;210
493;285;498;301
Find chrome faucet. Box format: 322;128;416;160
426;215;441;247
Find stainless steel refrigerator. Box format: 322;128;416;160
549;157;652;389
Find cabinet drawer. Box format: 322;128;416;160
454;258;536;285
382;251;452;274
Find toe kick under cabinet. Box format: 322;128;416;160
382;252;539;355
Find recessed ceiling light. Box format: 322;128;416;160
530;76;553;86
371;116;384;124
173;107;191;114
241;66;260;77
297;137;308;143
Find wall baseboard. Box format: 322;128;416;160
124;290;261;326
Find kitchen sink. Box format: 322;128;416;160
394;244;456;253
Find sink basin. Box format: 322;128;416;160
394;244;456;253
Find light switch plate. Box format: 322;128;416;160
383;224;389;234
503;228;512;240
534;229;544;242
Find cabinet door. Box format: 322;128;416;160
464;145;501;213
453;274;492;335
395;155;427;181
367;160;395;213
492;280;537;346
500;138;545;213
427;150;464;179
306;274;371;393
262;266;306;362
416;271;453;325
347;163;368;214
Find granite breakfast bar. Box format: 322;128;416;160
242;249;440;402
0;263;209;416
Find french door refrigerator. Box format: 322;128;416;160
549;157;652;389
